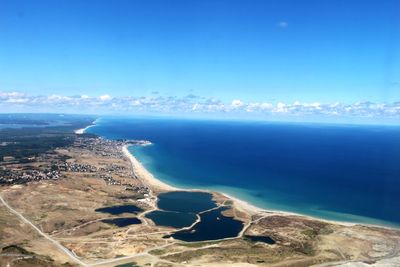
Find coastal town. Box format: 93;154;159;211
0;135;150;189
1;119;400;267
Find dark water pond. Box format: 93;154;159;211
157;191;217;213
115;263;139;267
95;204;143;215
146;210;197;228
244;235;275;244
101;217;141;227
166;207;243;241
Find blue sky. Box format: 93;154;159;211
0;0;399;121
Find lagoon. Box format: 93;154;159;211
95;204;143;215
166;207;244;241
101;217;141;227
146;210;197;228
88;117;400;227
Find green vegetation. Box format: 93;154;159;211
302;229;318;239
149;249;166;256
299;242;315;255
224;200;234;206
0;114;96;160
178;240;221;248
1;244;33;255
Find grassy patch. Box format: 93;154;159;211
302;229;318;239
149;249;166;256
178;240;221;248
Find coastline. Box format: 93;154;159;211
122;144;362;227
122;144;263;215
123;143;400;230
74;125;94;134
122;145;177;191
79;122;398;230
74;119;99;134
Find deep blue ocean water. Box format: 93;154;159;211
87;117;400;227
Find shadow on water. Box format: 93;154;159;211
101;217;141;227
244;235;275;244
95;204;143;215
114;263;139;267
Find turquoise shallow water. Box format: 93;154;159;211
88;117;400;227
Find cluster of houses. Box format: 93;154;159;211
99;173;150;194
1;136;153;197
0;169;61;185
62;162;97;173
74;137;126;159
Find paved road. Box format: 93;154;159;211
0;194;87;266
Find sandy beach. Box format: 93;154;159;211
74;119;99;134
122;145;177;191
74;125;94;134
77;119;398;230
121;144;371;227
123;144;296;217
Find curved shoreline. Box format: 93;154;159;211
79;124;399;230
75;124;95;134
74;118;100;134
122;144;400;231
122;145;358;225
122;145;177;191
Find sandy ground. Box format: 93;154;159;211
122;145;177;191
75;125;95;134
2;137;400;267
122;144;361;225
123;144;263;216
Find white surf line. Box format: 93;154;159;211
0;194;88;267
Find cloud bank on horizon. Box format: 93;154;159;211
1;91;399;123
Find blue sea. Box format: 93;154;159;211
87;117;400;227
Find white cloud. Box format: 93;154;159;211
275;102;287;113
231;99;243;108
192;103;202;111
260;102;273;110
0;90;399;121
130;100;141;106
1;92;29;104
6;98;28;103
277;21;289;29
99;94;111;101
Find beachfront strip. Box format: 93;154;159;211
1;131;400;267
